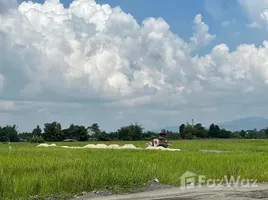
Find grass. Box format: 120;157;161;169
1;139;268;199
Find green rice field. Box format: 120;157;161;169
1;139;268;200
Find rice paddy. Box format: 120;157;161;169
1;139;268;200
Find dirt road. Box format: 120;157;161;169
79;184;268;200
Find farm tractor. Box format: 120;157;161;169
148;130;171;148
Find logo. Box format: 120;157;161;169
180;171;258;190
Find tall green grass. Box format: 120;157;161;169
1;139;268;199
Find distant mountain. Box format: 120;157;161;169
151;117;268;133
218;117;268;132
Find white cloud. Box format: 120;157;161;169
0;0;268;131
247;22;262;29
238;0;268;29
188;14;216;51
221;19;236;27
0;0;18;14
221;21;230;27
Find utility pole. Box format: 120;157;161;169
192;119;194;126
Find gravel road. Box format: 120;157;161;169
71;183;268;200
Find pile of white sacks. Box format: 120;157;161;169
36;143;182;152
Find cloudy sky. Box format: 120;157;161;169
1;0;268;132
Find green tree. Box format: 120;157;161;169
219;129;232;138
194;123;208;138
0;125;19;142
240;130;246;138
117;123;143;141
208;124;220;138
19;132;32;141
264;127;268;138
180;124;195;139
64;124;89;141
32;125;42;137
142;131;157;141
245;129;260;139
43;122;63;141
108;132;119;141
88;123;101;138
166;131;180;140
179;124;185;134
97;131;112;141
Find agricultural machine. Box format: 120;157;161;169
149;130;171;148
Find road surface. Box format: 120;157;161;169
76;184;268;200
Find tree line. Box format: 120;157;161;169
1;121;268;143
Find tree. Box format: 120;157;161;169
97;131;112;141
264;127;268;138
166;131;180;140
208;124;220;138
43;122;63;142
19;132;33;141
142;131;157;141
219;129;232;138
64;124;89;141
245;129;261;139
180;124;195;139
179;124;185;134
194;123;208;138
32;125;42;137
240;130;246;138
0;125;19;142
108;132;119;141
117;123;144;141
88;123;101;138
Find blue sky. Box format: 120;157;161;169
1;0;268;132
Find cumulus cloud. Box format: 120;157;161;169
238;0;268;29
0;0;268;131
0;0;18;14
0;0;211;103
188;14;216;51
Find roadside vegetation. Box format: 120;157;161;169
1;140;268;199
